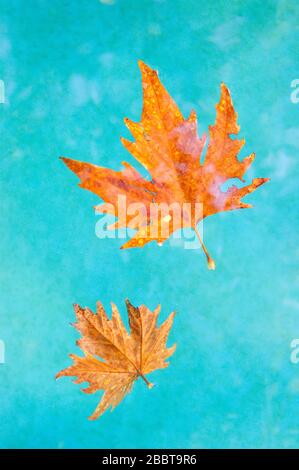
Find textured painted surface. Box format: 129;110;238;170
0;0;299;449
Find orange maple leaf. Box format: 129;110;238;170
56;299;176;420
61;61;269;269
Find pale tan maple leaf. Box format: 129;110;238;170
56;299;176;420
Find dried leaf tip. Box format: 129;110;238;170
138;59;153;73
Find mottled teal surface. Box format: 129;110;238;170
1;0;299;449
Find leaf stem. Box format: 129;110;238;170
194;226;216;270
138;371;154;389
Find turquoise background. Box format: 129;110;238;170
1;0;299;449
